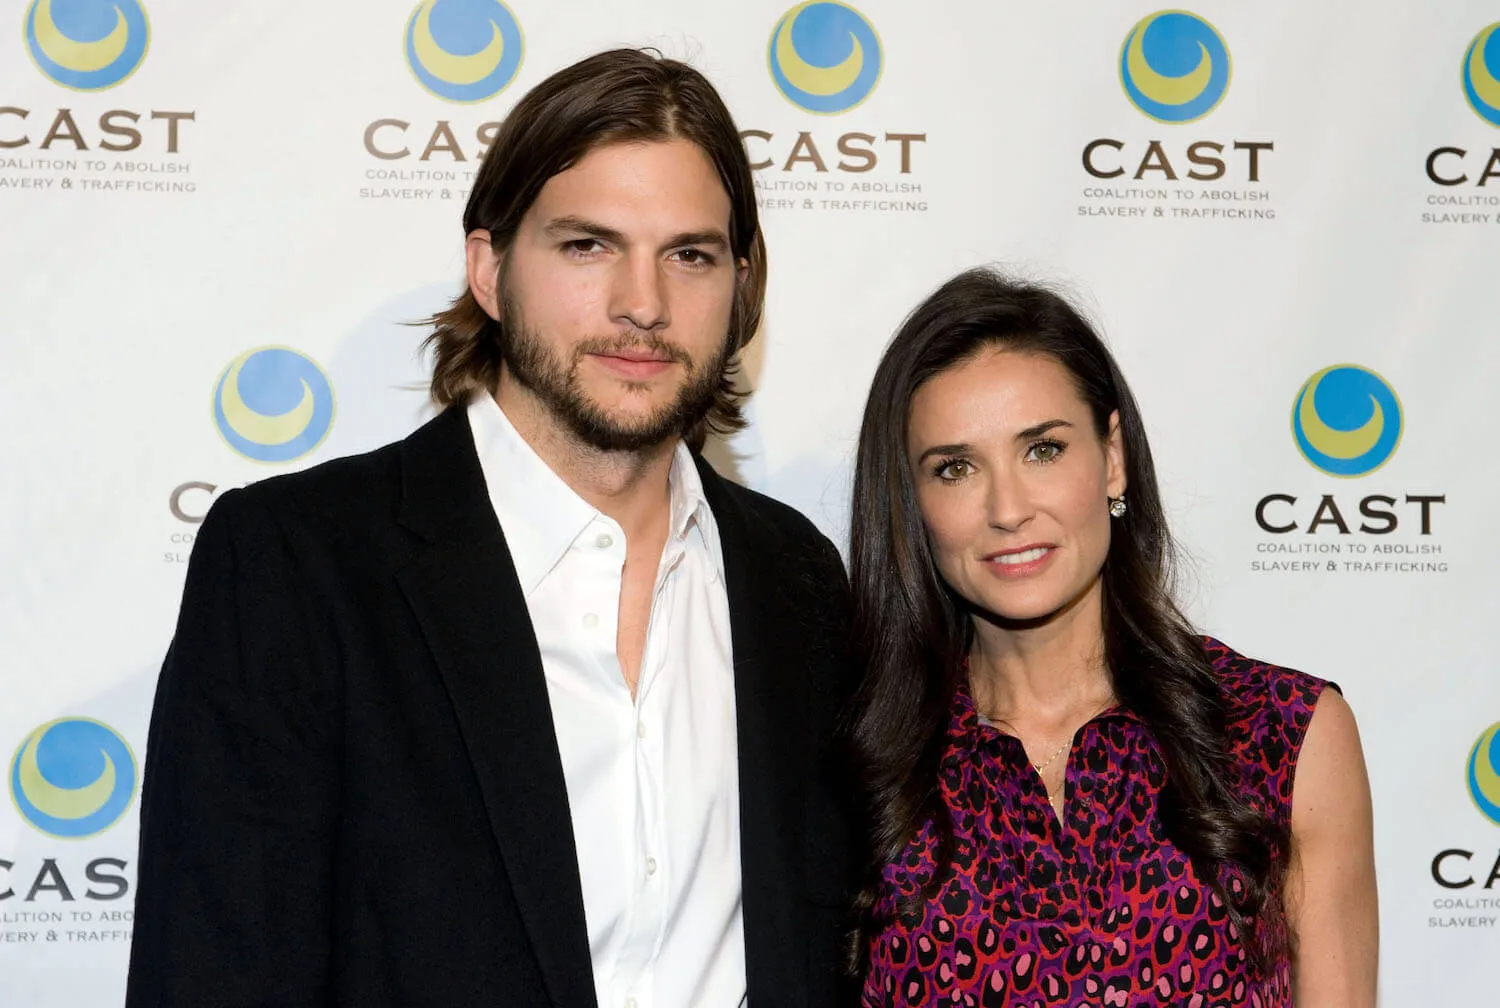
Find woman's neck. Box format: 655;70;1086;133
966;578;1116;731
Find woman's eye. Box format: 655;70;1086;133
1026;441;1064;464
935;459;972;481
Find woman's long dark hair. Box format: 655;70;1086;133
848;268;1285;969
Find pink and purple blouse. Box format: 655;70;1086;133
862;638;1327;1008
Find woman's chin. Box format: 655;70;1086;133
963;575;1103;631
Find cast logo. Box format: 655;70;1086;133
1468;722;1500;827
404;0;523;104
1119;10;1230;124
1082;10;1270;191
768;2;881;115
1463;22;1500;128
745;3;924;192
6;0;193;167
9;719;137;839
213;347;336;464
24;0;149;92
1425;24;1500;188
1291;365;1403;478
360;1;521;169
1254;365;1444;538
1429;722;1500;891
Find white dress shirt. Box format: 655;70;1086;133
467;395;745;1008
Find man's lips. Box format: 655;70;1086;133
589;350;677;378
597;349;675;363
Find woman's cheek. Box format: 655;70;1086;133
926;513;975;586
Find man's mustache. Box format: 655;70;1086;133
572;333;693;368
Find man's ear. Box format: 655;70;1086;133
465;229;502;320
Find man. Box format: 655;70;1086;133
127;50;857;1008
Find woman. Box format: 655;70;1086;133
848;269;1377;1006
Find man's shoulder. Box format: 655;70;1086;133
212;407;470;540
695;456;839;559
225;437;406;529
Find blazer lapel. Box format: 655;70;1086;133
394;408;596;1008
699;459;810;1008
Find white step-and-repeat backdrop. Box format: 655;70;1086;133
3;1;1498;1004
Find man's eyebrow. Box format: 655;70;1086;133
664;229;730;251
543;216;626;244
544;217;731;253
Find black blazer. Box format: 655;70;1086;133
126;407;859;1008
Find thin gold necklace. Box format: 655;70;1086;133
980;697;1117;773
1028;735;1073;773
980;715;1075;772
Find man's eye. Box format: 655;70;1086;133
674;248;715;266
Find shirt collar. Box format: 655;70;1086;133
941;675;1144;769
666;438;724;581
466;394;723;595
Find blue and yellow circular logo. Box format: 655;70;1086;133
1463;23;1500;127
768;2;882;115
213;346;336;464
1467;722;1500;827
1291;365;1403;479
24;0;150;92
1119;10;1230;124
405;0;523;104
10;719;137;839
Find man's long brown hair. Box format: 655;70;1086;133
424;48;766;451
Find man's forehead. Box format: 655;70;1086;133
535;139;729;201
523;145;733;239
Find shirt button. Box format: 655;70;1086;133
645;856;658;876
637;720;648;739
624;999;637;1008
582;613;599;629
596;533;614;549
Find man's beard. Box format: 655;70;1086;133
499;297;729;453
